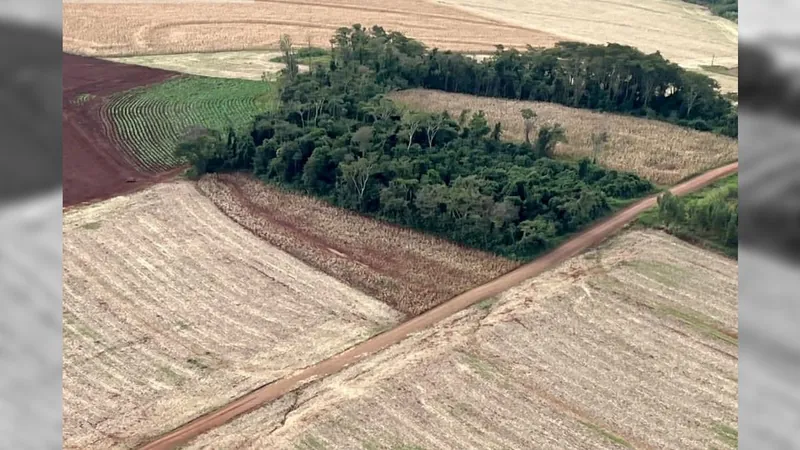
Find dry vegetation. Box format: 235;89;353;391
197;174;518;315
106;51;297;80
186;229;738;450
390;89;738;185
429;0;739;91
62;181;401;449
62;0;559;57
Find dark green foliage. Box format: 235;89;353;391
318;25;736;137
648;175;738;257
681;0;737;21
175;27;657;260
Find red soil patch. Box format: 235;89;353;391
63;54;182;208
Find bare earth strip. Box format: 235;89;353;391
62;181;401;449
62;0;560;57
185;229;738;450
138;162;737;450
106;51;291;81
197;174;519;315
390;89;738;185
428;0;739;91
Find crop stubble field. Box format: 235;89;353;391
198;174;519;315
185;230;738;450
62;53;180;208
62;0;559;57
390;89;738;185
62;182;401;449
432;0;739;91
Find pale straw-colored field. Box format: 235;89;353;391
186;229;739;450
62;181;401;449
390;89;738;185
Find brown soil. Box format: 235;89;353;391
197;174;518;315
62;54;181;208
138;161;738;450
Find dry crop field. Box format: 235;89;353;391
390;89;738;185
62;0;559;57
185;229;739;450
197;174;519;315
62;181;401;449
431;0;739;91
107;51;293;80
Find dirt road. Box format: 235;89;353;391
138;161;739;450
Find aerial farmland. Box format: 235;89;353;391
62;0;739;448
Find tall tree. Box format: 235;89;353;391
521;108;537;144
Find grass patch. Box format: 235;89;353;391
701;65;738;77
270;47;332;66
475;296;498;311
579;421;632;448
81;221;102;230
713;423;738;448
110;75;277;170
659;306;738;346
459;351;497;380
72;93;96;105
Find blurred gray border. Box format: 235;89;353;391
0;1;63;449
739;0;800;448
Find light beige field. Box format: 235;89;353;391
106;51;302;81
198;174;518;315
62;181;401;449
186;229;739;450
430;0;739;91
62;0;560;57
390;89;738;185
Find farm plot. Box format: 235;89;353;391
62;0;560;57
62;181;401;449
389;89;738;185
429;0;739;92
107;51;293;81
186;229;738;450
63;53;180;208
198;174;519;315
107;76;276;171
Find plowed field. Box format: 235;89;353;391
62;54;179;207
185;230;739;450
62;181;401;449
197;174;519;315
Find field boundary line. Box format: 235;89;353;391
137;161;738;450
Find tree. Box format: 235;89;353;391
340;154;377;210
534;124;567;158
520;108;537;144
401;111;424;150
491;122;503;140
424;113;446;148
590;130;609;163
280;34;299;82
351;126;373;156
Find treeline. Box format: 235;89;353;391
177;31;654;260
681;0;737;21
322;25;737;137
650;176;738;257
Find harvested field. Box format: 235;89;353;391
62;181;400;449
63;53;179;208
389;89;738;185
431;0;739;92
62;0;560;57
186;229;739;450
107;51;294;80
197;174;519;315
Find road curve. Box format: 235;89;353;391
139;161;739;450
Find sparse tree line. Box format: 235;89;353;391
177;28;656;260
653;179;738;257
318;25;737;137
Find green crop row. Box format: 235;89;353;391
108;76;277;172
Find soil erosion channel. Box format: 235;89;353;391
139;161;739;450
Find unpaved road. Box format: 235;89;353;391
139;161;739;450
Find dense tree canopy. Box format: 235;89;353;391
323;25;737;137
176;27;659;260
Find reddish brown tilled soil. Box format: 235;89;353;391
62;54;181;208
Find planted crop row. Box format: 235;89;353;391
108;76;277;172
